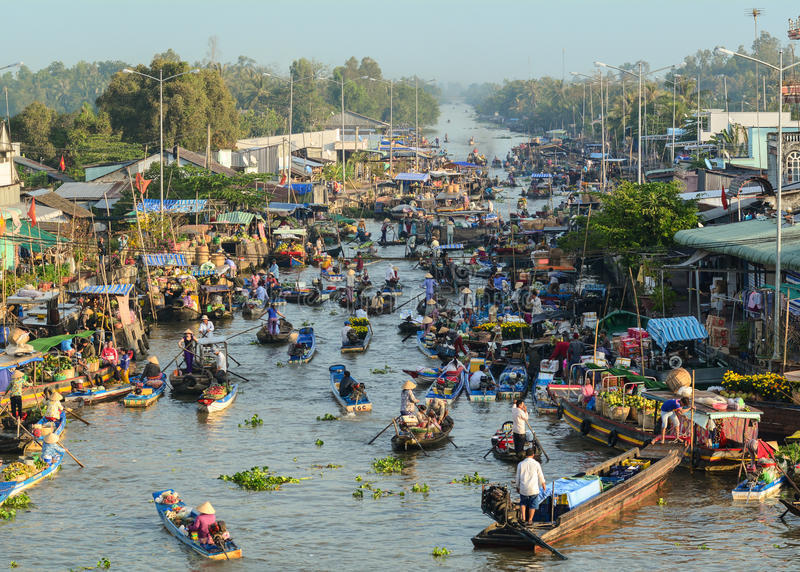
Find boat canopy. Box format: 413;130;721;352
72;284;134;297
142;253;189;267
137;199;207;213
394;173;430;182
213;212;264;225
28;330;95;353
530;173;553;179
646;316;708;350
0;352;43;369
197;335;227;347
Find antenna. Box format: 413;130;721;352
747;8;764;40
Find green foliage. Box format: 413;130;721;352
218;466;300;491
315;439;324;447
411;483;430;493
371;364;396;374
450;472;488;485
9;562;19;569
775;442;800;466
239;414;263;428
559;181;697;265
432;547;451;557
353;481;399;499
96;559;111;570
316;413;339;421
371;455;406;474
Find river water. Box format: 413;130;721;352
2;102;798;570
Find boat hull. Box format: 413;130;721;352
197;384;238;413
0;454;63;504
329;365;372;413
288;327;316;364
731;476;785;500
391;416;453;451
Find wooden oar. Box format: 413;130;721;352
483;430;511;458
525;419;550;462
393;417;428;456
17;423;85;468
511;522;567;560
395;292;423;313
225;322;266;341
367;419;396;445
65;407;91;426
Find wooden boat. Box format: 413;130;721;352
256;318;293;344
424;366;467;405
170;335;230;396
731;475;785;501
329;365;372;413
381;283;403;297
321;268;344;282
397;314;423;334
158;302;201;322
743;400;800;440
402;366;441;389
197;384;238;413
123;374;167;408
288;327;316;364
280;287;321;305
0;409;64;454
466;357;497;402
497;361;527;400
341;321;372;353
471;447;682;552
391;414;454;452
152;489;242;560
0;454;63;504
779;499;800;519
65;383;134;405
416;330;439;359
241;299;265;319
489;421;540;463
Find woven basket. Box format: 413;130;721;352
609;406;630;423
665;368;691;393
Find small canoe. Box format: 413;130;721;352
425;367;467;405
731;475;786;501
402;366;441;389
416;331;439;359
256;318;293;344
341;322;372;353
123;375;167;408
497;362;527;400
321;268;344;282
65;383;135;405
241;300;265;319
197;384;238;413
329;365;372;413
0;454;63;504
391;415;454;451
152;489;242;560
466;357;497;402
489;422;539;463
288;327;316;364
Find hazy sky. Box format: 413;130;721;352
5;0;800;84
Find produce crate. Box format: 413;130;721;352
609;406;630;423
622;458;651;470
141;388;153;396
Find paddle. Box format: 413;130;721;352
525;419;550;462
393;417;428;456
484;430;511;458
225;322;267;341
368;419;396;445
17;423;85;468
447;436;459;449
65;408;91;426
395;292;424;313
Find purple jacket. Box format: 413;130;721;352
188;513;216;544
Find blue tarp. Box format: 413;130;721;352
394;173;430;182
137;199;208;213
75;284;134;296
530;173;553;179
142;253;188;267
280;183;313;195
450;161;482;169
646;316;708;350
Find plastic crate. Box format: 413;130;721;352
622;458;651;470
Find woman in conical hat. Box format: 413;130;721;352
400;380;419;416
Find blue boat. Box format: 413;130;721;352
0;454;63;504
329;365;372;413
416;330;439;359
425;366;467;405
731;475;786;501
465;357;497;402
497;361;528;400
123;374;167;408
321;268;344;282
152;489;242;560
288;327;316;364
197;384;238;413
65;383;135;405
341;321;372;353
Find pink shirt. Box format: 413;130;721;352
188;513;216;544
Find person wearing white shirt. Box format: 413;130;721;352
529;290;543;314
511;399;529;456
355;308;368;319
199;315;215;337
515;448;546;524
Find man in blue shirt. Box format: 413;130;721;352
254;284;268;307
659;397;690;443
269;259;280;281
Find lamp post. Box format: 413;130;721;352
123;66;199;222
367;77;394;174
665;74;682;165
716;47;800;363
595;61;676;184
571;71;605;186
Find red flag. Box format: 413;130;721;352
279;172;287;186
27;198;37;226
135;172;152;195
721;185;728;210
59;155;66;172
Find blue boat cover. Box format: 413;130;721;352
450;161;482;169
142;253;188;267
137;199;207;213
76;284;134;296
530;173;553;179
646;316;708;350
394;173;430;182
280;183;313;195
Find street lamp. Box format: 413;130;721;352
123;66;199;222
595;61;676;184
571;71;606;187
0;62;22;72
664;74;682;165
367;77;394;174
716;46;800;363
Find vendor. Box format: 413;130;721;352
188;502;217;545
401;380;419;416
141;356;162;381
100;341;119;366
179;330;197;374
41;433;66;464
199;315;215;337
658;397;691;443
43;390;64;423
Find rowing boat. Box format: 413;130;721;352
341;321;372;353
197;384;238;413
321;268;344;282
288;327;316;364
416;330;439;359
123;374;167;408
424;366;467;405
472;447;682;552
0;454;63;504
497;361;527;400
256;318;293;344
0;411;67;454
402;366;441;389
391;414;454;451
466;357;497;402
329;365;372;413
152;489;242;560
65;383;135;405
731;475;786;501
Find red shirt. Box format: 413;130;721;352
550;341;569;360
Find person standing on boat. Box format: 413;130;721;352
199;315;215;338
567;333;585;377
213;348;228;387
446;218;455;245
269;259;280;281
512;399;529;456
3;370;30;418
401;380;419;416
179;330;197;374
516;448;546;525
381;218;390;243
385;265;399;287
658;397;691;443
354;253;364;273
424;273;436;302
346;269;356;304
41;433;66;465
188;502;217;545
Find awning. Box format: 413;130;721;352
646;316;708;350
394;173;430;182
137;199;208;213
666;249;710;268
142;253;189;267
73;284;134;296
15;222;62;252
213;212;262;225
450;162;482;169
530;173;553;179
0;352;43;370
28;330;95;353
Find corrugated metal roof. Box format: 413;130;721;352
56;182;125;200
213;211;258;225
646;316;708;350
137;199;208;213
394;173;430;182
76;284;134;296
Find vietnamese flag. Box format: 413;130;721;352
59;155;66;172
135;172;152;195
28;198;37;226
279;172;287;186
721;185;728;210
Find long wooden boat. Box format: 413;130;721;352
288;327;316;364
731;476;785;501
329;365;372;413
497;361;528;400
197;384;238;413
744;400;800;440
123;374;167;408
0;454;63;504
466;357;497;402
0;410;67;454
152;489;242;560
65;383;135;405
241;299;265;319
471;447;682;552
424;367;467;405
391;414;454;452
256;318;293;344
341;322;372;354
402;366;441;389
321;268;344;282
779;499;800;518
416;330;439;359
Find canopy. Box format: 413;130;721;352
28;330;95;353
142;253;189;267
0;352;43;370
16;221;61;253
646;316;708;350
394;173;430;182
73;284;134;297
280;183;313;196
137;199;207;213
330;214;356;224
598;310;649;335
213;211;263;225
450;161;482;169
530;173;553;179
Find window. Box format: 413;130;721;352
788;151;800;183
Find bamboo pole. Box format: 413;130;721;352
628;267;645;375
783;294;791;373
128;169;158;324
